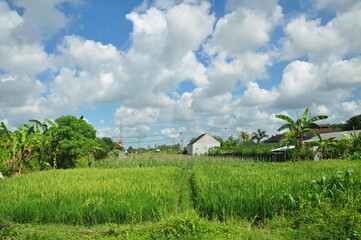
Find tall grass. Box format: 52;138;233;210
0;167;182;225
92;155;248;170
192;159;361;221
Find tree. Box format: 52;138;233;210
238;131;250;143
343;114;361;130
127;146;134;153
213;136;224;146
0;121;46;175
94;138;111;160
276;107;328;160
251;129;268;143
51;116;97;168
330;123;345;132
224;135;240;146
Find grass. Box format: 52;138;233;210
1;156;361;239
92;154;248;170
0;167;182;225
193;159;361;221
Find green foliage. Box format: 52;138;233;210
1;157;361;239
330;123;345;132
287;147;314;162
292;170;361;239
192;160;361;222
212;136;224;146
0;121;48;175
224;135;241;146
251;129;268;143
208;142;280;160
53;116;97;168
0;167;182;225
276;107;328;160
92;155;247;170
293;206;361;240
146;211;210;239
343;114;361;130
238;131;250;143
0;225;20;239
93;138;113;160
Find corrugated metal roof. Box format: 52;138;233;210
304;130;361;142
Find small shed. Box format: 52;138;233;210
187;133;220;156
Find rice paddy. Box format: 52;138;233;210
192;159;361;221
1;157;360;233
0;167;182;225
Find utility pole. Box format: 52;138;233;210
118;118;123;158
180;132;183;148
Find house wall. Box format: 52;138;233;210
187;134;220;156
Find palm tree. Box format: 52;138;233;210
238;131;250;143
275;107;328;160
251;129;268;143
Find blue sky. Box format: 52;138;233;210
1;0;361;148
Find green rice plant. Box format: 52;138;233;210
0;167;182;225
92;155;248;170
192;160;361;222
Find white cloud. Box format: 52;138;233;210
325;57;361;89
2;0;361;142
192;90;232;114
275;60;349;108
0;75;44;108
226;0;279;13
12;0;71;42
160;128;180;138
330;4;361;54
113;106;160;127
0;1;23;44
314;0;360;13
237;82;278;106
57;36;122;71
282;4;361;62
282;15;345;61
206;7;282;56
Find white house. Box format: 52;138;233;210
187;133;221;156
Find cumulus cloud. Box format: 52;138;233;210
281;16;345;61
2;0;361;143
282;3;361;62
12;0;73;42
226;0;279;13
237;82;278;106
160;128;180;138
205;6;282;56
314;0;360;13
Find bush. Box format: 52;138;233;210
293;206;361;239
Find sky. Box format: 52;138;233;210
1;0;361;148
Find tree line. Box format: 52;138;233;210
0;116;115;176
210;110;361;161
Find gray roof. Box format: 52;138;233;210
304;130;361;142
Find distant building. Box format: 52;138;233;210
263;134;286;143
305;129;361;142
264;125;334;143
303;124;333;140
187;133;221;156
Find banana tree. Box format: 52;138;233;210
275;107;328;160
0;122;46;175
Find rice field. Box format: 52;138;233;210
0;167;182;225
92;155;247;170
1;157;360;227
192;159;361;221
